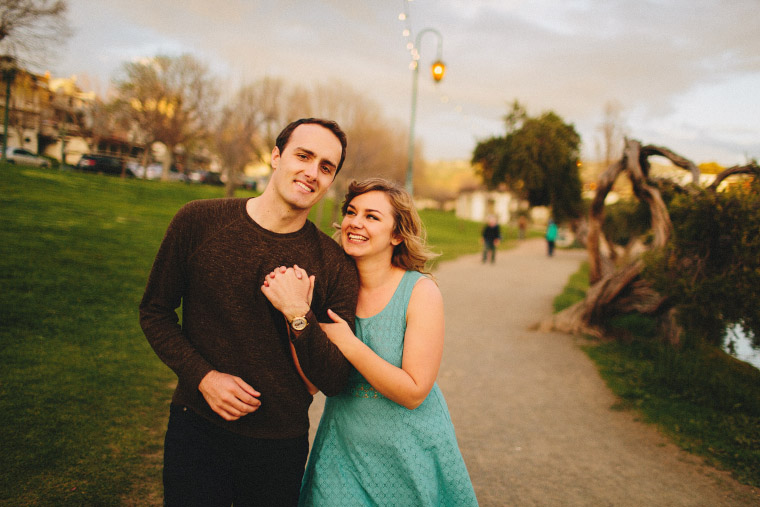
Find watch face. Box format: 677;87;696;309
291;316;308;331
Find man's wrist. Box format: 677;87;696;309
284;304;311;323
288;309;315;338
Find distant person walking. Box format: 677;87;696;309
481;215;501;264
546;219;558;257
517;215;527;240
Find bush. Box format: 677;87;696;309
602;199;651;246
643;180;760;347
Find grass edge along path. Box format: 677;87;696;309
553;262;760;488
1;164;514;505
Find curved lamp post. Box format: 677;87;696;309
1;55;18;163
405;28;445;195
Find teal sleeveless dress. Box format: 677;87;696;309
299;271;478;506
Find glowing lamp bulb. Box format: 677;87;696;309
431;60;445;82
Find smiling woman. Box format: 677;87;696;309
284;177;478;506
340;190;402;263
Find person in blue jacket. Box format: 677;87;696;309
546;219;558;257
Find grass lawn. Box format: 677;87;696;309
553;263;760;487
0;164;490;505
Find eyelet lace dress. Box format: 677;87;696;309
299;271;478;506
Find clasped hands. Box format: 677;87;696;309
262;265;355;352
198;265;350;421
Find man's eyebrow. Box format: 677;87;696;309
295;147;337;169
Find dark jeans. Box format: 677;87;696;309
482;242;496;263
547;239;556;257
163;404;308;507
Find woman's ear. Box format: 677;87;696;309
391;235;403;246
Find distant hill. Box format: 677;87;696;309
419;159;480;198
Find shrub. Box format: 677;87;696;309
602;199;651;246
643;180;760;347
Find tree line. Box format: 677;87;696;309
1;3;422;201
105;54;419;203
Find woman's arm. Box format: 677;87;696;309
289;339;320;395
321;278;444;409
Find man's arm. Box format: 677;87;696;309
291;257;358;396
262;258;358;396
139;204;212;387
139;203;260;419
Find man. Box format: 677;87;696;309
481;214;501;264
139;118;358;506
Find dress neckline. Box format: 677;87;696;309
355;271;412;321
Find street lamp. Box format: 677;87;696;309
405;28;445;195
1;55;18;163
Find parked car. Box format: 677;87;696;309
188;169;224;186
133;163;189;182
77;154;133;176
4;147;50;167
130;163;163;180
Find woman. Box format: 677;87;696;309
265;178;478;506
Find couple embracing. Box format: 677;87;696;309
140;118;478;506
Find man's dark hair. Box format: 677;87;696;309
275;118;348;175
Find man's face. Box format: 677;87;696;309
269;124;343;211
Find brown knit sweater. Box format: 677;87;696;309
139;198;358;439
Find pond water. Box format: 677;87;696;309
723;325;760;370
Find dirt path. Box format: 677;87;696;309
309;239;759;506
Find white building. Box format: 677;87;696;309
455;190;514;224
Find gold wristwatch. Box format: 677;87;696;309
289;314;309;332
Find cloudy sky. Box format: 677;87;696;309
50;0;759;166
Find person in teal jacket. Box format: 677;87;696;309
546;219;558;256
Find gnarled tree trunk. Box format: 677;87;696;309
540;138;758;339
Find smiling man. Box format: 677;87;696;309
139;118;359;507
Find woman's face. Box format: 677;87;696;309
341;191;402;261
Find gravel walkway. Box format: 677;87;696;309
308;239;759;506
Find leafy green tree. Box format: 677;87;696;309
472;101;583;222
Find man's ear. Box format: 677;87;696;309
271;146;280;170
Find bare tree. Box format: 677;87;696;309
215;77;303;197
596;100;626;169
307;80;408;224
113;54;218;180
82;96;116;155
0;0;70;68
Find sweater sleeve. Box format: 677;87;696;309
139;203;214;390
291;252;358;396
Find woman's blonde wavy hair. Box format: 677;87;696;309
336;178;439;274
